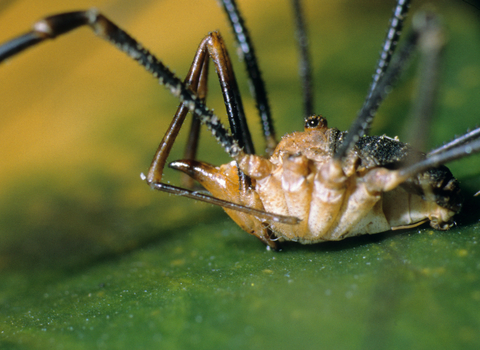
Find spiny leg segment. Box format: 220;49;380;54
220;0;277;154
429;128;480;157
335;0;411;161
365;0;411;101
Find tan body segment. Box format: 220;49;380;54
173;118;456;247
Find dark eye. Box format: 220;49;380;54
304;115;327;129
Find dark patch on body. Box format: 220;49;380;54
328;129;462;213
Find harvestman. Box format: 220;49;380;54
1;0;479;249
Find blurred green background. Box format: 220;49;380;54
0;0;479;349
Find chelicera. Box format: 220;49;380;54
1;0;479;249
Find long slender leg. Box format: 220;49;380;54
365;0;411;101
429;127;480;156
396;138;480;182
334;5;419;161
202;32;257;192
346;0;410;149
291;0;314;118
206;32;255;155
146;35;211;186
220;0;277;154
0;9;299;226
181;46;209;188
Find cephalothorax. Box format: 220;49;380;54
1;0;479;249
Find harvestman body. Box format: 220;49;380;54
1;0;479;249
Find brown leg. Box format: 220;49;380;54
146;35;210;187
